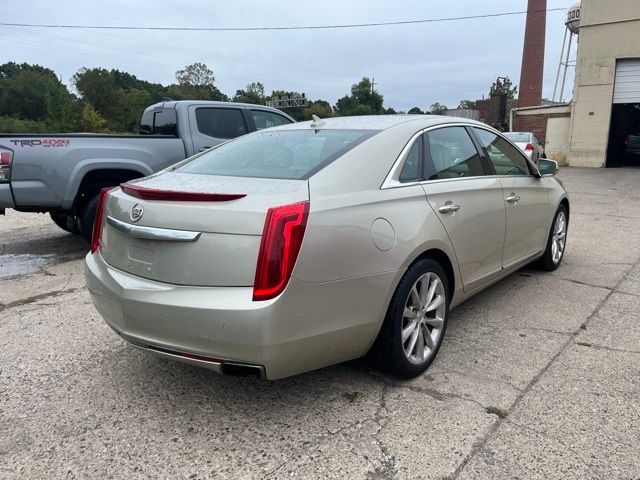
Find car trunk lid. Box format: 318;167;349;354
99;172;308;286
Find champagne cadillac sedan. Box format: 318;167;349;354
85;115;569;379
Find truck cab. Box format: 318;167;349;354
142;101;295;155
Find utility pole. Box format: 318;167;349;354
371;77;377;94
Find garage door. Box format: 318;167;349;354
613;59;640;104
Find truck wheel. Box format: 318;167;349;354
50;212;80;234
79;193;99;243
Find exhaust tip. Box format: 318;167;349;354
221;362;263;377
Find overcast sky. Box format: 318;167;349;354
2;0;575;111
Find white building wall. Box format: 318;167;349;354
568;0;640;167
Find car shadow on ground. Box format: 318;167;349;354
91;264;552;426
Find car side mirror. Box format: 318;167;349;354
537;158;559;177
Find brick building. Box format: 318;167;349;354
512;104;572;164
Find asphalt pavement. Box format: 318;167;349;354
1;167;639;479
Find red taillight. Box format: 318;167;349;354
0;149;12;181
120;183;246;202
253;201;309;301
0;150;11;166
90;188;112;253
524;143;535;152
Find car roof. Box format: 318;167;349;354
268;114;491;132
145;100;287;111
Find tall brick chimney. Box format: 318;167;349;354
518;0;547;108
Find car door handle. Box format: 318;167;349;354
506;193;521;203
438;202;460;213
198;146;212;152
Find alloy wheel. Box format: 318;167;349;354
551;211;567;264
401;272;446;365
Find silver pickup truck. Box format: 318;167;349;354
0;100;294;240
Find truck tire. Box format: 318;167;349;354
79;193;99;244
50;212;80;234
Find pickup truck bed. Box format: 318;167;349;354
0;100;295;241
1;133;184;210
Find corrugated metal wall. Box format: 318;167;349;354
613;59;640;104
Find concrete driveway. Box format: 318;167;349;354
1;167;639;479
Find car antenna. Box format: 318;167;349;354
310;114;325;129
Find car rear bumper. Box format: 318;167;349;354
85;251;401;379
0;183;14;211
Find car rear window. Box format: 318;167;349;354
504;133;530;143
177;129;379;180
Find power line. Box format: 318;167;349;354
0;8;566;32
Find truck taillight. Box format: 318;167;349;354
90;188;113;253
0;148;13;181
253;201;309;301
524;143;535;152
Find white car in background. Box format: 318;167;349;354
504;132;545;164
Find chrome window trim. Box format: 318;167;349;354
380;128;428;189
381;122;491;190
470;124;539;176
106;216;201;242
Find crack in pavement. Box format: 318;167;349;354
2;287;80;311
366;381;397;479
449;257;640;479
574;341;640;356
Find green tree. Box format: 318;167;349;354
334;77;385;116
78;103;109;132
408;107;424;114
488;76;518;99
233;81;266;105
170;62;227;101
73;67;127;130
0;116;49;133
176;62;215;86
0;62;78;130
428;102;447;115
302;100;333;120
458;100;477;109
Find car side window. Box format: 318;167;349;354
425;127;485;180
195;108;248;139
473;128;531;176
399;137;423;183
251;110;292;130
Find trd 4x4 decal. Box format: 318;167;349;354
10;139;70;147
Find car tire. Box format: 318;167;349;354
534;204;568;271
367;258;450;378
79;193;99;244
50;212;80;234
